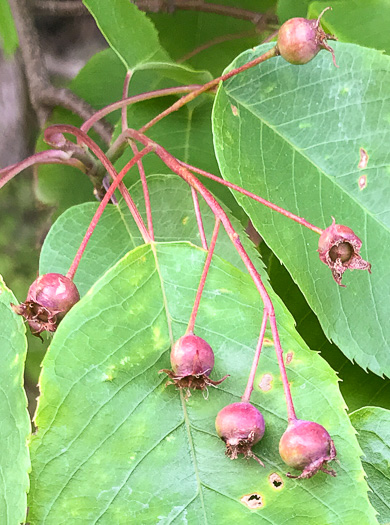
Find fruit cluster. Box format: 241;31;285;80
6;9;372;484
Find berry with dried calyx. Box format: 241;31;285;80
215;402;265;466
159;333;228;394
279;419;337;479
276;7;337;66
11;273;80;337
318;218;371;286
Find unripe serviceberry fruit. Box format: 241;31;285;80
215;402;265;466
276;7;337;66
11;273;80;337
279;419;337;479
159;333;228;396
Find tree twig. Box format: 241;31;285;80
33;0;277;28
9;0;112;143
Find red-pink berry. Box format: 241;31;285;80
277;8;337;66
159;333;228;394
12;273;79;337
279;419;337;479
215;402;265;466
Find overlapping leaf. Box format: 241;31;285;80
0;276;30;524
213;42;390;377
350;407;390;523
29;243;376;523
39;175;255;295
309;1;390;55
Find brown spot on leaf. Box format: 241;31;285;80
264;338;273;347
285;351;294;365
259;373;273;392
358;148;369;169
231;104;238;116
358;174;367;190
268;473;284;489
240;493;264;509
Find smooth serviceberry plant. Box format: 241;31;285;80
1;0;388;523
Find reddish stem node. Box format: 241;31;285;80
66;146;153;281
44;124;151;243
186;218;220;334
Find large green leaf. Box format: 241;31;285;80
29;243;375;523
309;1;390;55
0;276;30;524
213;42;390;377
350;407;390;524
83;0;170;69
39;174;255;295
276;0;312;23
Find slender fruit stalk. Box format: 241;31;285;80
191;187;208;250
186;219;220;334
123;128;297;421
140;47;278;133
179;161;323;235
241;310;268;403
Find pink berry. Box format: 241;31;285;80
279;419;337;479
12;273;79;337
216;402;265;466
277;8;337;66
159;333;228;394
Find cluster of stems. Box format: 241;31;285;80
1;45;328;423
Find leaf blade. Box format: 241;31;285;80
212;42;390;377
29;243;376;523
0;276;30;524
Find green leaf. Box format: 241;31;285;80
148;0;276;76
277;0;313;23
83;0;170;69
0;0;18;56
309;0;390;55
261;245;390;413
39;175;254;295
350;407;390;524
0;276;30;524
213;42;390;377
29;243;375;523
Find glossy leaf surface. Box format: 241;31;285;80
213;42;390;377
0;276;30;524
350;407;390;524
29;243;375;523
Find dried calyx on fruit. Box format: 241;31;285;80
276;7;337;66
12;273;80;338
159;333;228;395
215;402;265;466
318;218;371;286
279;419;337;479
